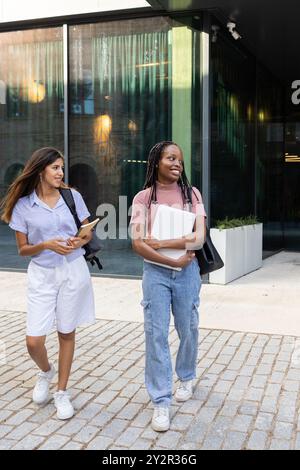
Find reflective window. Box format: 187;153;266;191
211;32;256;222
0;28;64;269
284;91;300;251
0;19;203;276
256;66;284;254
211;28;284;256
69;17;203;276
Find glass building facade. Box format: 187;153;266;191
0;15;204;276
211;31;256;222
285;85;300;251
0;10;289;277
211;27;284;255
0;27;64;269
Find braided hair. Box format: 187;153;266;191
143;141;197;208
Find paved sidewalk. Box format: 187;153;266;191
1;251;300;335
1;311;300;450
1;251;300;450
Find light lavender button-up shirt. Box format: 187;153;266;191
9;189;90;268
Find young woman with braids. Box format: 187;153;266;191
130;141;206;432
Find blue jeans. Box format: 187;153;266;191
141;259;201;407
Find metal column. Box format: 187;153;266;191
63;24;69;184
200;13;211;226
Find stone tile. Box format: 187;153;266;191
156;431;182;449
231;415;253;433
220;401;240;417
201;432;223;450
117;403;143;420
58;418;87;436
5;409;35;426
244;388;264;402
254;413;274;431
276;406;296;423
222;431;246;450
131;409;152;428
73;425;99;444
269;439;290;450
260;397;278;414
239;401;259;416
12;434;45;450
170;414;194;431
115;427;143;447
38;434;70;450
101;419;128;438
213;381;232;394
179;399;203;415
5;421;38;440
106;397;128;415
62;441;84;450
0;439;18;450
247;431;268;450
130;438;152;450
32;419;63;437
273;421;293;440
0;424;13;438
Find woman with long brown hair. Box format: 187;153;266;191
1;147;95;420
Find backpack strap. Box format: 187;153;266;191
59;188;82;230
59;188;103;271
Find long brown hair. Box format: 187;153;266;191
0;147;67;223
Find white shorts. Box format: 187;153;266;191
27;256;95;336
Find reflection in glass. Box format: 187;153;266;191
284;107;300;250
69;18;203;276
256;66;284;254
0;18;203;276
0;28;64;269
211;28;284;256
211;32;255;223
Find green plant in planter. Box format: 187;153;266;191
214;216;259;230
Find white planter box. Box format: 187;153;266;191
209;224;263;285
244;223;263;273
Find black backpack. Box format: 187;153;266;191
59;188;103;270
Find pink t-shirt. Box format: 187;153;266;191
130;181;206;236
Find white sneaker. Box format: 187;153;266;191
54;390;74;420
151;406;170;432
174;380;194;402
32;364;56;404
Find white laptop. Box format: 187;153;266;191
145;204;196;271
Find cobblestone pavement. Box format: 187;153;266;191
1;310;300;450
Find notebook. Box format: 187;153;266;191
76;218;100;238
145;204;196;271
